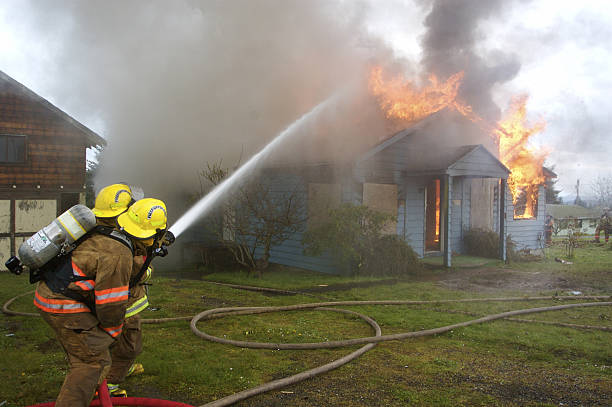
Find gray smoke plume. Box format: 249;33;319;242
12;0;402;222
420;0;522;123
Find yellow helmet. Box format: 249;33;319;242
117;198;167;239
92;184;133;218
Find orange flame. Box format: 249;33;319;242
369;66;548;220
369;66;473;122
495;96;547;218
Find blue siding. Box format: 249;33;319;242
450;177;465;254
252;173;338;274
403;179;425;257
505;185;546;251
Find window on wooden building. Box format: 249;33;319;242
0;135;26;163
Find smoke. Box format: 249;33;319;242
419;0;522;123
4;0;551;220
8;0;398;221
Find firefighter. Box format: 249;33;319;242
594;208;611;243
544;215;554;246
104;200;160;395
34;196;168;407
91;183;149;397
91;183;134;229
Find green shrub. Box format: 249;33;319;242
365;234;422;276
463;228;500;259
303;203;420;276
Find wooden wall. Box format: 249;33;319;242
0;85;87;189
505;185;546;251
0;79;90;267
401;178;426;257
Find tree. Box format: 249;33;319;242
200;160;306;276
591;175;612;208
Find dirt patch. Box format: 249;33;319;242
236;348;612;407
428;267;593;294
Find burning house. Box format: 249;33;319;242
254;112;552;271
0;70;105;270
244;67;553;272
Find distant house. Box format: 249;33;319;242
0;70;105;269
245;108;561;273
546;204;601;237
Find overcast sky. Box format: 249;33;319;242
1;0;611;202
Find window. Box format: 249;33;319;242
0;135;26;163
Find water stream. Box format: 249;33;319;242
169;93;337;238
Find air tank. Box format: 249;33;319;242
17;204;97;270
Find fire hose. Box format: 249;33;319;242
3;290;612;407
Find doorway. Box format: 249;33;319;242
425;179;441;252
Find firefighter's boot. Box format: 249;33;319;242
107;382;128;397
127;362;144;377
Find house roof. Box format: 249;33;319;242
355;113;511;180
546;204;602;219
0;70;106;148
543;167;557;179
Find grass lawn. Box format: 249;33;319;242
1;242;611;406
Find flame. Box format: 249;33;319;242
494;96;547;218
369;66;548;220
369;66;473;122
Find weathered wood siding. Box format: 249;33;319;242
0;79;93;268
505;184;546;250
0;86;87;188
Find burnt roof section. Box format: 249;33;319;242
0;70;106;148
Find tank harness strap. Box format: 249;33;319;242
42;226;134;312
93;226;134;254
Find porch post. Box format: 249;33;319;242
443;174;452;267
499;178;507;262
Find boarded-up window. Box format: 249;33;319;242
363;183;398;235
0;200;10;233
15;199;57;233
470;178;496;231
0;237;11;269
308;183;341;229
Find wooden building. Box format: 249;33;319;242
0;70;105;269
247;111;554;272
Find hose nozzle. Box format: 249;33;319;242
162;230;175;247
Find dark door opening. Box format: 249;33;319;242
425;179;441;252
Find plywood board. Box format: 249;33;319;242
470;179;495;231
0;200;10;233
0;237;11;270
363;183;398;235
15;199;56;233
